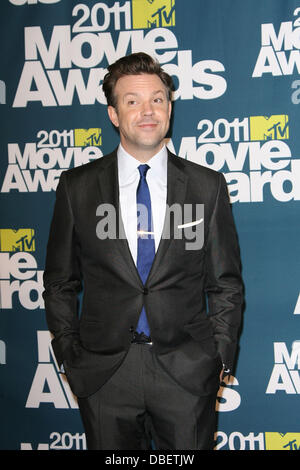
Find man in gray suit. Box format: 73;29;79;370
43;52;243;450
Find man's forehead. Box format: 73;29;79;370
115;73;166;93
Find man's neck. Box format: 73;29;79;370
120;142;165;163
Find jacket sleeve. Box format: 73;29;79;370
205;172;244;371
43;171;82;368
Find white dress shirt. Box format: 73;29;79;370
117;144;168;265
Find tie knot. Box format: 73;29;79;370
138;164;150;179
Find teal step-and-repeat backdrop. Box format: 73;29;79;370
0;0;299;451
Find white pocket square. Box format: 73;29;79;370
177;218;203;229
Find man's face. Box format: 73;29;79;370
107;73;172;161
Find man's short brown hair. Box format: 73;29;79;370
102;52;174;108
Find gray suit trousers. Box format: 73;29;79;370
77;343;218;450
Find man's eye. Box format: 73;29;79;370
128;100;137;105
154;97;163;103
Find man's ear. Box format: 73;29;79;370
168;100;172;119
107;106;119;128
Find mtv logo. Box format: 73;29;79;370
132;0;175;29
249;115;289;141
0;229;35;252
265;432;300;450
74;128;102;147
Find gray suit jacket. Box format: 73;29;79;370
43;149;244;398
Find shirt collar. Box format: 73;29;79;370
117;144;168;186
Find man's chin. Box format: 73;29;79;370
136;135;167;151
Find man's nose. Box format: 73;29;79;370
141;100;154;115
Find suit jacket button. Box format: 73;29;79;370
143;288;148;295
129;326;134;332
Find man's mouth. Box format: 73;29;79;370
137;122;158;129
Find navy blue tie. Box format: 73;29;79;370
136;164;155;336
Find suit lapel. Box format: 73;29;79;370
96;150;143;287
146;151;188;285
